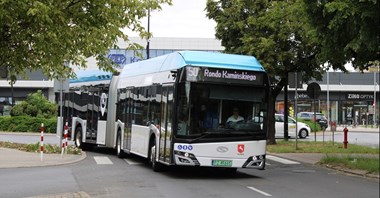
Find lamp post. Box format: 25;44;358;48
146;8;150;59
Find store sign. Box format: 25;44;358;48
346;94;374;100
186;66;264;85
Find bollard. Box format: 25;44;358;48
343;127;348;149
64;122;68;154
40;123;44;161
61;122;69;157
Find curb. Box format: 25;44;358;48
0;148;87;169
320;164;380;180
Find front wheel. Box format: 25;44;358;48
149;144;162;172
298;129;308;139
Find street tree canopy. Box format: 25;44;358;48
303;0;379;71
206;0;322;143
0;0;171;82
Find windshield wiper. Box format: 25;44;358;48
189;132;213;143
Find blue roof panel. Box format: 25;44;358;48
119;51;264;78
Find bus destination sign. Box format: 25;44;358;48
186;66;263;85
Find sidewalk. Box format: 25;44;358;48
0;147;86;169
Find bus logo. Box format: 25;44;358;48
216;146;228;153
100;93;107;116
237;144;244;154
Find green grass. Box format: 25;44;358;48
268;140;379;175
0;141;81;155
267;140;379;154
320;155;379;174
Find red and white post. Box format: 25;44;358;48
40;123;44;161
61;122;68;157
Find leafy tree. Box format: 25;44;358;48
206;0;324;144
302;0;379;71
10;90;58;118
0;0;171;82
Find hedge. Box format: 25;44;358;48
0;116;57;133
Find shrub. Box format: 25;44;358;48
10;90;58;118
0;116;57;133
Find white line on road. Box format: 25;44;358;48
266;155;300;164
124;158;142;165
247;186;272;197
94;156;113;165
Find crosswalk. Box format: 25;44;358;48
92;155;300;165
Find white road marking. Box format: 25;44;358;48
124;158;142;165
247;186;272;197
265;162;271;166
94;156;113;165
266;155;300;164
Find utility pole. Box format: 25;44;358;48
146;8;150;59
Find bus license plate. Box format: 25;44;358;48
212;160;232;167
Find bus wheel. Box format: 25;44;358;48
74;126;82;148
149;144;162;172
298;129;308;139
75;126;90;151
116;132;125;158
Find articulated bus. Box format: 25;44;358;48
59;51;270;171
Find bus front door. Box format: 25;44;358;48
159;85;174;164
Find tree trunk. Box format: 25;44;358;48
267;78;287;145
267;93;276;144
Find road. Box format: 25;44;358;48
0;147;378;198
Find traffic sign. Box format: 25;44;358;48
306;82;321;99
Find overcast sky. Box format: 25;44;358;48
125;0;216;38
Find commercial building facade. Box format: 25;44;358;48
276;72;379;126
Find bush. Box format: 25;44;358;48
0;116;57;133
10;90;58;118
299;119;321;132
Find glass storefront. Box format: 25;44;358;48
276;92;379;126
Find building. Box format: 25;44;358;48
276;72;379;126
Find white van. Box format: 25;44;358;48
275;114;310;139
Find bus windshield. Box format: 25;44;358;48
176;82;267;140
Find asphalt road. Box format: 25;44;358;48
0;147;378;198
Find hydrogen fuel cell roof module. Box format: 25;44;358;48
118;51;265;78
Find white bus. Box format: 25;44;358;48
60;51;270;172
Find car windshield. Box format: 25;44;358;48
175;82;267;140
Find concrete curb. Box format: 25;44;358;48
0;148;86;169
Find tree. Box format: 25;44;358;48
302;0;379;71
0;0;171;82
206;0;325;144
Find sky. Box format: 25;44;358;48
125;0;216;38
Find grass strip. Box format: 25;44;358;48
267;140;379;154
0;141;81;155
319;155;379;174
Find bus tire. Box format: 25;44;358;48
116;131;125;158
74;125;90;151
149;144;162;172
298;129;308;139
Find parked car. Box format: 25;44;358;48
297;112;328;131
275;114;310;139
